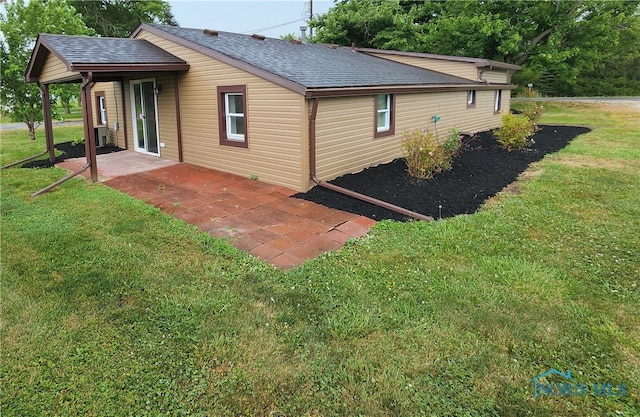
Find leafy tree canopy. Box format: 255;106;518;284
311;0;640;96
0;0;93;139
69;0;178;38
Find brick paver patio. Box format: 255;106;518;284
58;152;375;268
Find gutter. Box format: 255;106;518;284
305;83;517;99
308;98;433;222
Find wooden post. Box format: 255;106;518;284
39;83;56;162
81;72;98;182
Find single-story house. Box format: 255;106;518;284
25;23;520;192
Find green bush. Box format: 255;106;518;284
520;101;545;128
402;128;460;179
494;113;536;152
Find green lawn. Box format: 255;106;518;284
1;103;638;416
1;105;83;125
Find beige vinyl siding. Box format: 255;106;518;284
39;53;75;84
314;97;383;182
88;82;127;149
155;74;179;160
135;30;306;191
106;82;126;149
314;91;505;182
397;90;504;134
366;52;477;81
480;69;509;83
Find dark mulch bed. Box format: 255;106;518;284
21;141;123;169
295;125;591;221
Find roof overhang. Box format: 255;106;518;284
355;47;521;71
25;34;190;84
132;23;307;96
130;24;518;99
305;83;516;98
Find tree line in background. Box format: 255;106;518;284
310;0;640;97
0;0;175;138
2;0;638;137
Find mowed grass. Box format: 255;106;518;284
1;103;638;416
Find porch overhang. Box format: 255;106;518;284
25;33;190;84
25;33;189;190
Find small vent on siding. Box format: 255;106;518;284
203;29;219;36
251;33;266;40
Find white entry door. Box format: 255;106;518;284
131;79;160;155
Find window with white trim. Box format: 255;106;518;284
225;93;245;140
494;90;502;113
95;91;107;125
375;94;394;138
217;85;248;148
467;90;476;108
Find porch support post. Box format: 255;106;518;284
81;72;98;182
39;83;55;162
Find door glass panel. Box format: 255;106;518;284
133;83;145;149
142;81;158;154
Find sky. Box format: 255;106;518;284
167;0;334;38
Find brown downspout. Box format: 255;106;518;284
31;163;91;197
478;70;490;85
308;98;433;222
174;73;184;162
120;80;129;149
39;83;56;162
1;150;48;169
81;72;98;182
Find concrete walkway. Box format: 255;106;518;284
58;156;375;269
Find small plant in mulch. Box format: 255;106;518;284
402;127;461;179
520;101;545;129
494;112;537;152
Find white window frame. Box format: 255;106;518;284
225;92;245;141
376;94;391;133
494;90;502;112
98;96;107;125
467;90;476;107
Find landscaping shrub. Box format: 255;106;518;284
494;113;536;152
520;101;545;128
402;128;461;179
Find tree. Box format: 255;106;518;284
0;0;93;140
311;0;640;96
69;0;178;38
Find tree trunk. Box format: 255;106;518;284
28;122;36;140
63;97;71;114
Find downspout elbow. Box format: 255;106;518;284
308;97;433;222
478;69;490;85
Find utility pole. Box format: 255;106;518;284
308;0;313;38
